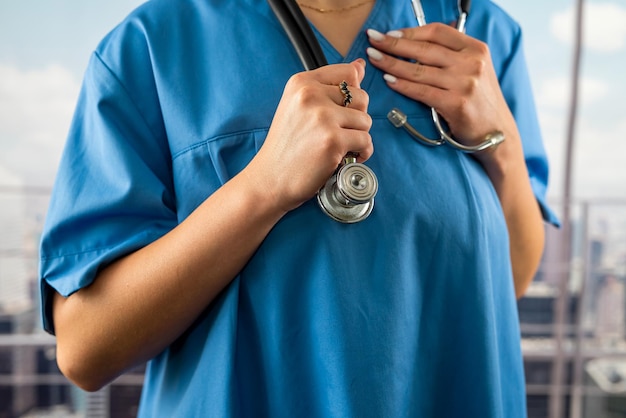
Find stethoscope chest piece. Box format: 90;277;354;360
317;156;378;223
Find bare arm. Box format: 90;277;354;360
53;169;286;391
475;127;545;297
52;60;373;391
366;24;544;297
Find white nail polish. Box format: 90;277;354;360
366;47;384;61
383;74;397;84
386;30;403;38
366;28;385;42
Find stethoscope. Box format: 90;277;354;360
267;0;503;223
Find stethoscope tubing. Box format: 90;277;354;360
267;0;327;70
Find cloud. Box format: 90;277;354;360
572;118;626;199
535;75;609;109
535;79;625;200
551;2;626;52
541;116;626;200
0;64;80;184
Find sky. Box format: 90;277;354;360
0;0;625;201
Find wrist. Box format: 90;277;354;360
238;161;291;220
473;128;524;184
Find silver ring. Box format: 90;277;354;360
339;80;352;107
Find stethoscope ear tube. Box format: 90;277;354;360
457;0;470;32
459;0;471;14
267;0;327;70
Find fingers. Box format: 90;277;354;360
366;46;452;90
295;61;373;157
365;23;491;110
324;60;368;111
306;91;373;159
310;58;366;87
289;60;369;111
366;25;465;67
331;81;369;111
326;125;374;162
365;31;451;107
271;59;374;163
364;25;467;103
385;23;467;52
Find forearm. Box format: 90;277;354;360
478;129;545;298
53;167;286;391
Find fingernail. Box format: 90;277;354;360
353;58;367;68
386;30;403;38
366;47;383;61
366;28;385;42
383;74;397;84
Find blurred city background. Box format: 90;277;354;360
1;0;625;417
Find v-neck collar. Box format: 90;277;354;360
307;0;384;64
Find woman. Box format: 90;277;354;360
40;0;557;416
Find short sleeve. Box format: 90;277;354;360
497;24;560;227
39;51;177;334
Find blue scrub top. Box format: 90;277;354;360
40;0;557;416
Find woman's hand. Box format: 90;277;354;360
247;59;373;213
366;23;545;297
365;23;517;161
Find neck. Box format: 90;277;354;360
302;0;363;6
298;0;375;56
298;0;374;12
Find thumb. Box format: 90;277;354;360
351;58;366;86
